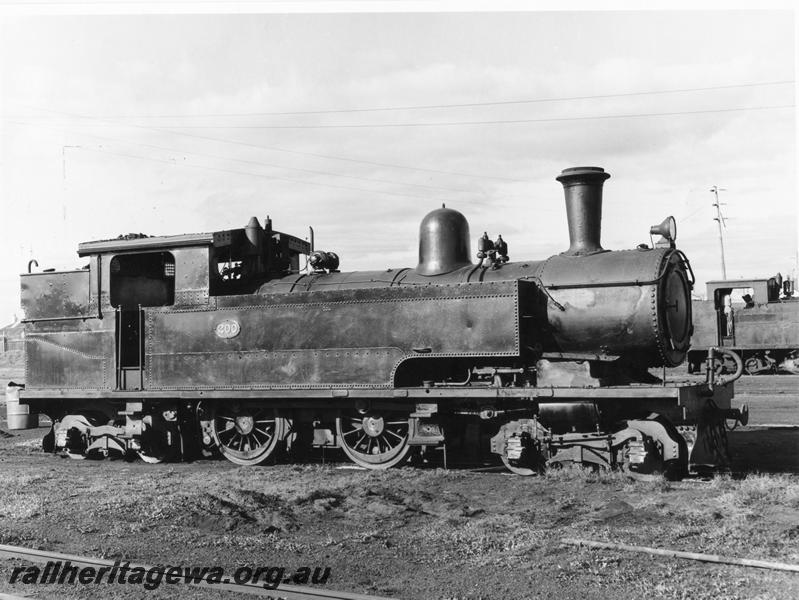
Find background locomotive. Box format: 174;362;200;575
687;274;799;375
7;166;745;478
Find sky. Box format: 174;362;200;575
0;3;796;326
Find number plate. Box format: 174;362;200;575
214;319;241;339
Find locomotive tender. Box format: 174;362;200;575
8;166;745;477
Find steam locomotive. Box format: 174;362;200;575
7;167;746;478
687;274;799;375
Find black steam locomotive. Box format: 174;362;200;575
7;167;746;478
687;274;799;375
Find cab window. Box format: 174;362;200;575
110;252;175;308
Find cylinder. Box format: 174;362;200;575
556;166;610;256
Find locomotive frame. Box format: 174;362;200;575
8;166;746;478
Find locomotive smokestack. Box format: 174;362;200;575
556;166;610;256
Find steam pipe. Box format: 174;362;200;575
705;347;744;390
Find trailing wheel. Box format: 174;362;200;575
211;403;284;466
336;410;410;469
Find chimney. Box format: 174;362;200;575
556;166;611;256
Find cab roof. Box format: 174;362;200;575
78;232;213;257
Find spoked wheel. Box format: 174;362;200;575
138;434;170;463
138;452;164;464
621;463;663;482
712;354;738;376
743;357;759;376
621;436;683;481
137;418;175;464
501;455;538;476
501;435;543;476
211;403;284;466
496;421;547;476
336;410;411;469
55;414;96;459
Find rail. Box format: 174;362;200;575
561;538;799;572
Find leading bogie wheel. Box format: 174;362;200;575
501;455;539;476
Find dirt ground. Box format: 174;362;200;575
1;367;798;600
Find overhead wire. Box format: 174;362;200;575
70;145;460;203
9;104;528;184
8;118;476;195
679;204;710;224
5;120;470;204
7;78;794;189
157;104;796;129
154;126;530;183
87;80;795;118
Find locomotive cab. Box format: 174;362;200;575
20;219;311;392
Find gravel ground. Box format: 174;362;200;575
1;368;798;600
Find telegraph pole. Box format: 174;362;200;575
710;185;727;279
62;145;83;180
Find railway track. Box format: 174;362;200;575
0;544;395;600
734;375;799;395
